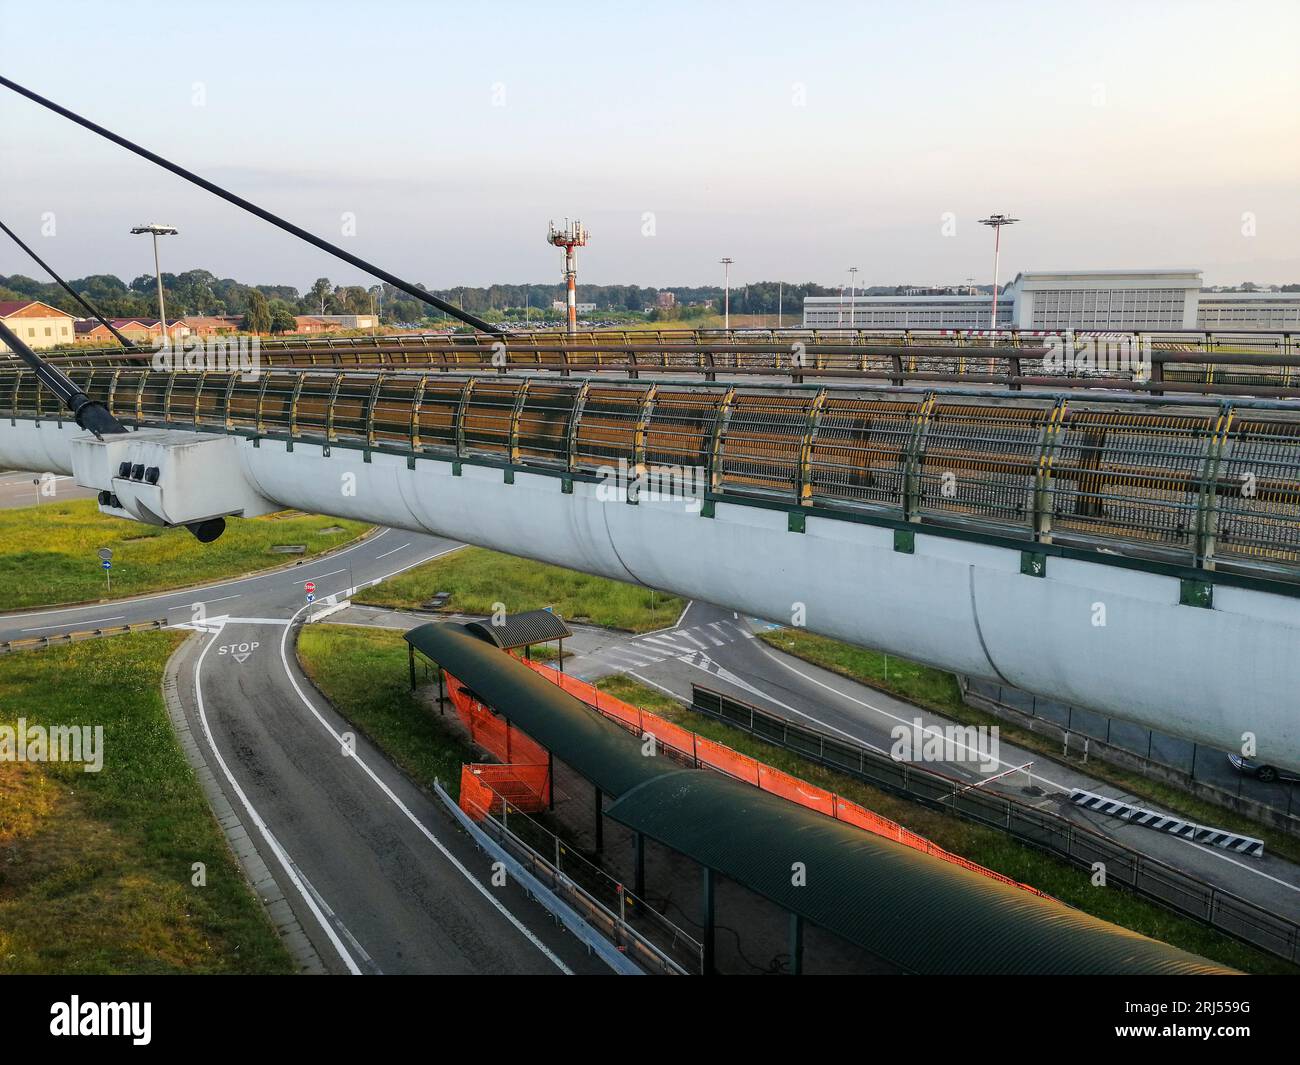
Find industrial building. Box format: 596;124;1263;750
803;269;1300;332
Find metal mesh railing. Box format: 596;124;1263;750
5;366;1300;581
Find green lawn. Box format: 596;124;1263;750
0;499;370;610
594;674;1293;975
353;546;685;632
297;624;474;798
0;633;292;974
759;628;1300;867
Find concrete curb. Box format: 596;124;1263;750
161;633;326;975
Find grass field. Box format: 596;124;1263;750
0;633;292;974
759;627;1300;868
297;624;473;798
352;546;685;632
0;499;370;611
594;674;1294;975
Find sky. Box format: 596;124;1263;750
1;0;1298;292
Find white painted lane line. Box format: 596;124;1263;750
278;546;576;972
374;542;412;561
22;615;125;632
193;623;365;975
678;630;709;650
638;635;687;651
680;653;888;753
168;593;241;608
302;569;347;582
0;528;393;624
750;642;1300;895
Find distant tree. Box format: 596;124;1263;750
308;277;333;314
244;289;271;334
268;301;297;333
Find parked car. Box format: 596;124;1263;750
1228;753;1300;784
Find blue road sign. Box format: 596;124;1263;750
306;593;316;604
102;560;111;570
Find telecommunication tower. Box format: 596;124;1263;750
547;219;589;334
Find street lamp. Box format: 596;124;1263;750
719;257;734;331
977;214;1018;334
848;266;859;331
130;223;179;339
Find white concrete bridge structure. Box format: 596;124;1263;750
1;365;1298;772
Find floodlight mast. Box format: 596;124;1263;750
978;214;1019;333
131;223;178;335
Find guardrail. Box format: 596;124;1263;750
688;683;1300;966
0;618;168;654
4;366;1298;586
28;331;1300;397
444;780;699;974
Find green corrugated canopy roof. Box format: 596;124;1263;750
606;770;1234;976
407;621;1233;975
405;621;671;798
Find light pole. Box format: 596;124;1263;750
977;214;1018;334
130;223;178;340
848;266;859;331
719;257;734;331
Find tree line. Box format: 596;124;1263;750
0;270;848;327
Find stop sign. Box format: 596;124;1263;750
304;581;316;594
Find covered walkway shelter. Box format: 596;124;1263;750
406;621;1232;975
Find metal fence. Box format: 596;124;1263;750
0;618;167;655
689;683;1300;966
962;677;1300;822
463;786;702;975
5;366;1300;583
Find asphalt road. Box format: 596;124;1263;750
557;599;1300;923
0;528;606;975
6;509;1298;966
0;470;96;509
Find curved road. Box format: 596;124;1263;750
0;526;606;975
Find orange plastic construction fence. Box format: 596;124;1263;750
518;658;1051;900
459;762;550;817
445;670;550;769
446;670;551;815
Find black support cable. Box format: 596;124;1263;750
0;75;502;336
0;319;126;436
0;216;135;349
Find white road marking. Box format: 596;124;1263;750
750;641;1300;894
276;587;575;974
301;569;347;582
22;615;124;632
0;528;392;624
193;622;365;975
373;542;412;560
169;593;241;608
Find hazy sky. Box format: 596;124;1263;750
2;0;1297;292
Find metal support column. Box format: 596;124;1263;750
702;866;716;975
